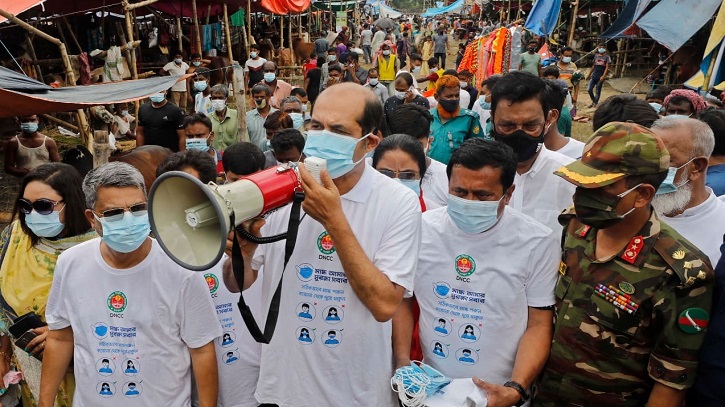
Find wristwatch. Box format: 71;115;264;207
503;381;530;406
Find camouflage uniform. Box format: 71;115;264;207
534;122;715;407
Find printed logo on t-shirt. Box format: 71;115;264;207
205;273;219;294
107;291;128;313
317;231;336;255
455;255;476;278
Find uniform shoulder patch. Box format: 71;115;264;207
653;228;714;287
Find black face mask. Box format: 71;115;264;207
438;99;459;113
492;129;545;162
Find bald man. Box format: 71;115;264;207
223;83;422;406
651;116;725;265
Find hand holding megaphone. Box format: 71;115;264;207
297;162;344;227
225;218;266;258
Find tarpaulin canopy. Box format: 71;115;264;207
311;0;358;11
0;66;188;118
0;0;45;23
524;0;562;36
600;0;653;38
260;0;311;15
685;0;725;90
637;0;722;51
378;2;402;18
422;0;465;17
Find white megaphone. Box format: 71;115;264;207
148;158;325;271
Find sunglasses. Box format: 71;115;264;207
94;203;148;222
18;198;63;215
378;169;419;181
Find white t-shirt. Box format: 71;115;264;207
195;93;213;116
415;206;558;384
244;57;267;72
423;158;449;208
205;257;263;407
555;138;586;160
661;188;725;265
251;164;422;407
45;238;222;407
459;89;470;110
471;99;491;137
163;61;190;91
361;29;373;46
510;147;576;233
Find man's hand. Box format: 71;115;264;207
599;76;606;83
404;89;416;104
26;326;50;358
472;378;522;407
232;218;266;259
298;163;344;228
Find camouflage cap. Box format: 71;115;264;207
554;122;670;188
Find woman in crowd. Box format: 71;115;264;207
372;133;432;212
0;163;96;406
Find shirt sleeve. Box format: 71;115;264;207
45;253;71;330
525;230;559;307
179;273;223;348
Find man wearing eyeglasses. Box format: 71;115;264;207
40;162;222;407
490;72;576;233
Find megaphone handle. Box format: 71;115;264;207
231;191;305;344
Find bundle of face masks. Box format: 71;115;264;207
391;361;452;407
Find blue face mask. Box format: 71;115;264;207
149;94;166;103
192;61;201;67
194;81;208;91
96;212;150;253
478;97;491;110
392;362;452;400
666;114;692;119
265;139;272;151
447;194;503;234
20;122;38;133
264;72;276;83
186;137;210;152
396;178;421;196
649;102;663;113
303;130;370;179
656;159;693;195
25;207;65;238
289;113;304;129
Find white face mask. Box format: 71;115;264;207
395;91;407;100
211;99;227;112
459;81;468;88
369;78;379;86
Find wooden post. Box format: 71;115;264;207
232;65;249;141
205;5;212;25
93;130;112;168
177;16;183;51
223;4;234;63
122;9;139;80
247;0;252;47
115;21;134;76
42;114;80;133
145;7;192;44
288;13;295;65
62;17;83;54
621;39;630;78
568;0;580;47
25;35;43;80
192;0;202;54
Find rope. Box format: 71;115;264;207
0;35;23;73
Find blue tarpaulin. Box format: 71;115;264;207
422;0;465;17
524;0;563;36
637;0;722;51
600;0;654;38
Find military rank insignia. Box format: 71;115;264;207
678;308;709;333
621;236;644;264
558;261;567;275
594;283;640;315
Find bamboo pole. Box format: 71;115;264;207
42;114;80;132
192;0;202;54
288;13;295;65
205;5;212;25
123;10;139;79
115;21;134;78
247;0;252;46
223;4;234;63
145;6;191;44
25;35;43;80
62;17;83;54
177;16;183;51
124;0;159;11
568;0;580;46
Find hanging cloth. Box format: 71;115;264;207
231;9;246;27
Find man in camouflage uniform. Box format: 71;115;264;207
534;122;714;407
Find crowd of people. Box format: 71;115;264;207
2;13;725;407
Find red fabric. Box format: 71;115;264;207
260;0;311;15
0;0;44;23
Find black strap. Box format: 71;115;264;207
231;191;305;344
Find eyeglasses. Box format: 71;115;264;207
494;121;546;135
378;169;420;180
186;133;210;138
93;203;148;222
17;198;63;215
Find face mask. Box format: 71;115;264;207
96;212;150;253
328;55;337;62
492;128;545;163
289;112;304;128
598;48;606;53
194;81;208;92
212;99;227;112
121;110;129;116
25;208;65;238
174;58;182;64
562;56;572;64
20;122;38;133
149;94;166;103
369;78;379;86
459;81;468;88
649;102;663;113
572;184;641;229
264;72;276;82
250;52;258;58
438;98;459;113
255;98;267;109
447;194;503;234
395;178;421;196
478;96;491;110
186;137;210;152
395;91;407;100
656;159;694;195
192;61;201;67
412;66;421;73
383;50;391;56
303;130;371;179
666;114;692;119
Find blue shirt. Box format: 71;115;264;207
707;164;725;197
429;108;483;164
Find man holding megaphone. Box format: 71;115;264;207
225;83;422;406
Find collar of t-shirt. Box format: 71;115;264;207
340;162;374;203
670;187;719;219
